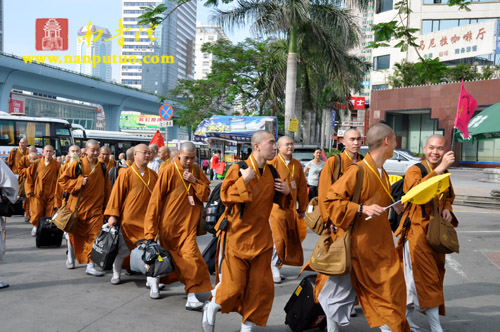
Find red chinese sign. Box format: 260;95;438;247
10;100;24;114
35;18;68;51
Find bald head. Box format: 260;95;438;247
251;130;276;162
29;151;39;162
134;144;150;167
277;136;294;158
251;130;273;146
158;146;170;161
134;144;148;153
180;142;196;153
366;123;394;151
19;138;28;151
426;134;446;146
28;146;37;153
86;139;99;149
126;147;135;161
343;129;362;156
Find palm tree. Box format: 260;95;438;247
214;0;370;138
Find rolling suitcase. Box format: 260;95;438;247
284;274;327;332
36;217;64;248
202;236;217;274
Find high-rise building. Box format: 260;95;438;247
141;0;197;95
194;23;228;80
76;25;112;81
120;0;163;89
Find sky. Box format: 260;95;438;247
4;0;251;82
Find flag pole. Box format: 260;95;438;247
450;127;457;152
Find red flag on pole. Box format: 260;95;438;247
149;130;165;147
454;81;478;139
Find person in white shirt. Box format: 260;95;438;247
147;144;162;173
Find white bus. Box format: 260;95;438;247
71;127;151;156
0;112;74;158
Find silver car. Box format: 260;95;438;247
384;150;421;176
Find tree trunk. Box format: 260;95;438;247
326;109;332;152
295;86;302;143
284;24;298;138
303;110;311;145
320;109;326;149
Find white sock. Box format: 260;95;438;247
112;259;123;279
379;325;393;332
187;293;198;302
426;306;443;332
240;320;255;332
87;262;94;270
207;299;221;325
147;276;159;292
327;318;340;332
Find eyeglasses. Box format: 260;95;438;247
136;150;152;155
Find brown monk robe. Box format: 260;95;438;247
7;138;28;174
105;144;158;284
202;131;292;331
25;146;60;230
54;145;81;209
16;146;38;221
143;142;212;304
395;135;456;331
58;140;111;275
324;124;409;332
268;136;308;279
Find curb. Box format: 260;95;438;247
454;195;500;209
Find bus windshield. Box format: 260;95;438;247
0;117;73;158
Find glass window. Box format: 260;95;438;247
373;55;390;70
372;84;389;90
0;120;14;145
459;19;470;26
432;20;440;32
422;20;432;34
376;0;393;13
439;19;458;32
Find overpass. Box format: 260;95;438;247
0;53;176;131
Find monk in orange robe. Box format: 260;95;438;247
105;144;158;285
395;134;455;332
7;138;28;174
54;145;81;210
25;145;60;236
202;130;292;332
58;139;111;276
268;136;308;283
99;145;115;173
315;128;364;331
157;145;171;173
17;146;38;222
144;141;211;307
324;123;410;332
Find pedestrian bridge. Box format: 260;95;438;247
0;53;174;131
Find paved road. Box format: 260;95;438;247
1;204;499;331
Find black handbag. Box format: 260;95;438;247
131;239;175;277
90;226;120;271
0;201;14;217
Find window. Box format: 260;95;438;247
208;36;214;41
376;0;393;13
373;55;390;70
203;53;209;59
372;84;389;90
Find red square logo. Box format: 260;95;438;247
35;18;68;51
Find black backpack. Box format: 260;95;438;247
109;164;129;188
388;163;427;232
203;161;279;233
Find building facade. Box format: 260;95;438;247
120;0;162;89
76;25;112;81
194;24;228;80
141;0;197;95
0;0;3;52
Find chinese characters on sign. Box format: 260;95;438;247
409;20;496;62
78;19;157;47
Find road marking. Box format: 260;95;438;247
446;256;469;280
453;209;500;214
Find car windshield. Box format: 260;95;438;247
293;150;316;163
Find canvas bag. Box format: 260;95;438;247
52;187;82;234
304;197;324;235
309;164;363;276
426;198;459;254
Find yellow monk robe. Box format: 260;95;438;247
158;158;170;173
58;157;111;264
143;159;212;294
324;153;409;332
53;164;67;210
215;157;291;326
314;151;361;298
25;157;60;227
396;162;455;316
101;159;116;173
7;147;28;174
105;163;158;250
268;154;308;266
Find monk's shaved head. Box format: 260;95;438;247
86;139;99;149
426;134;446;146
180;141;196;152
100;146;111;152
134;144;148;153
366;123;394;151
277;136;293;147
251;130;273;146
126;147;135;161
29;151;39;162
28;146;37;153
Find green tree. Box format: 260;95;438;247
170;38;286;130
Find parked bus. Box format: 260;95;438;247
0;112;74;158
71;127;151;157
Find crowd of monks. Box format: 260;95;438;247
4;124;457;332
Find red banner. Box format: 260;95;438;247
9;100;24;114
454;81;478;138
149;130;165;148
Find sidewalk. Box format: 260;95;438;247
449;168;499;197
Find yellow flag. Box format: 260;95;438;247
401;173;451;205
